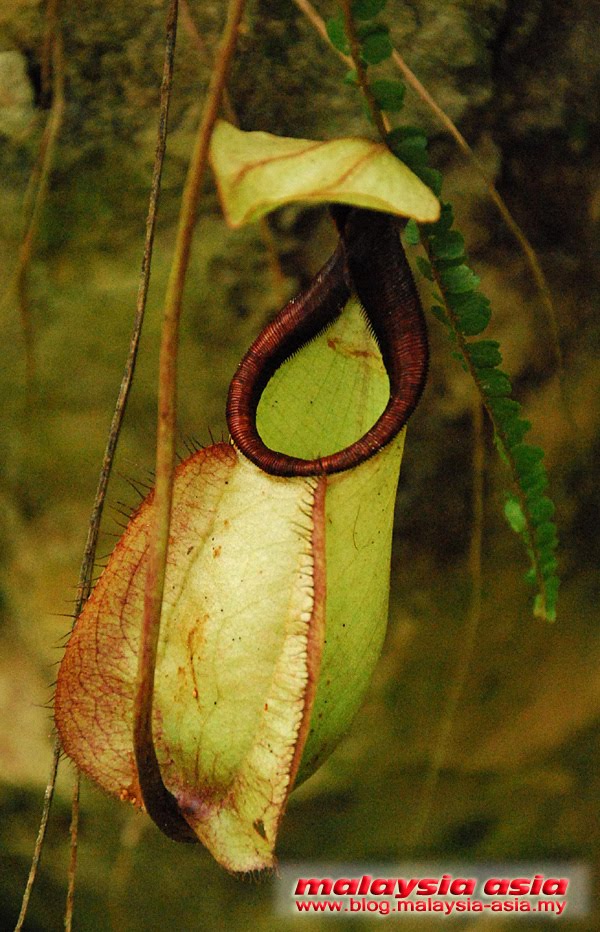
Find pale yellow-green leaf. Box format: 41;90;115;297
210;119;440;227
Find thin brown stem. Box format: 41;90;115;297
14;743;60;932
64;777;80;932
73;0;179;613
292;0;350;64
410;398;485;848
134;0;247;842
41;0;60;99
340;0;390;139
181;0;286;302
15;4;180;928
179;0;237;125
15;23;65;393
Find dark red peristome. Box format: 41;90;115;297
226;207;428;476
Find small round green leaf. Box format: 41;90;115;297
403;218;420;245
431;230;465;260
370;79;405;112
326;16;350;54
441;264;480;294
360;25;393;63
352;0;387;19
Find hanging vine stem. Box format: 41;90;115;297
180;0;287;304
340;0;389;139
40;0;60;99
133;0;247;843
14;744;60;932
64;779;80;932
11;9;65;395
292;0;567;416
20;0;61;223
179;0;237;124
14;2;179;927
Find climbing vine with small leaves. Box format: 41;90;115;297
327;0;559;621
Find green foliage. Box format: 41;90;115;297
351;0;387;18
424;203;560;620
415;256;433;281
325;17;347;55
439;264;481;294
326;14;393;65
505;496;526;533
449;293;491;336
430;229;465;260
387;127;442;194
371;79;405;111
467;340;502;368
404;217;420;245
328;0;560;621
359;24;393;64
387;127;429;169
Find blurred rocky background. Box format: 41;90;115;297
0;0;598;928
